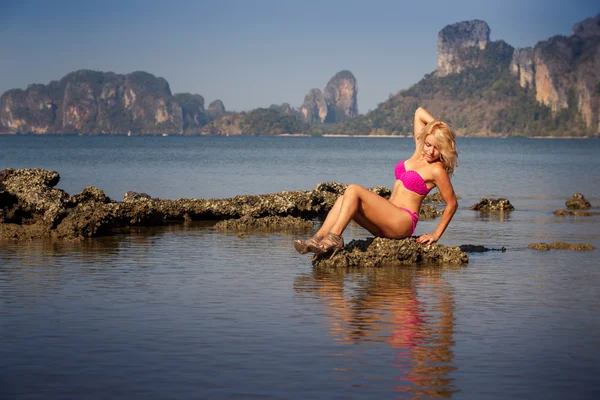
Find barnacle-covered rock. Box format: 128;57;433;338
312;237;468;268
470;198;515;212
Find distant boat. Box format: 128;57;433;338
162;133;168;137
127;131;131;136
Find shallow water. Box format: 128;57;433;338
1;136;599;399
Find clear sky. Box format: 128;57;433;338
0;0;597;113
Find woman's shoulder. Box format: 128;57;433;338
430;161;450;180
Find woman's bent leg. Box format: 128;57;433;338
330;184;414;239
315;195;344;237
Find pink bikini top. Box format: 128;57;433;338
394;160;431;196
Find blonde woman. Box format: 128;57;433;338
294;107;458;257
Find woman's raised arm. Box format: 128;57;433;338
414;107;435;138
412;107;435;157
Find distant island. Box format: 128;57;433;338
0;13;598;137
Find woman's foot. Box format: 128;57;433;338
309;232;344;259
294;234;323;254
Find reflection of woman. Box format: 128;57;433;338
294;107;459;258
293;267;457;397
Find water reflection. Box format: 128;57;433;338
295;266;459;397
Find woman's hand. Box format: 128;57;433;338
417;233;439;246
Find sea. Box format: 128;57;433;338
1;135;599;399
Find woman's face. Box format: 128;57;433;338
423;133;441;162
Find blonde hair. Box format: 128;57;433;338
417;120;458;176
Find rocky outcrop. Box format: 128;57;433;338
528;242;595;251
324;70;358;123
300;89;328;123
214;215;313;233
436;20;491;77
554;209;593;216
4;169;437;241
565;193;591;209
300;70;358;124
469;198;515;212
312;237;469;268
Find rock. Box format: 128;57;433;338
565;193;591;209
214;215;313;232
300;70;358;124
122;191;154;202
459;244;506;252
312;237;468;268
470;198;515;212
300;89;328;123
510;48;535;89
420;204;443;219
55;202;117;239
0;168;72;227
528;242;595;251
549;241;571;250
74;186;113;204
528;242;551;251
0;169;442;241
323;70;358;123
554;209;592;216
569;243;595;251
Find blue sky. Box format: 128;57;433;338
0;0;597;113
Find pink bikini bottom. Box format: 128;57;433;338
381;207;419;237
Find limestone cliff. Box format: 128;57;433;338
300;89;328;123
436;20;490;77
510;48;535;88
174;93;207;134
300;70;358;124
0;70;188;134
324;70;358;123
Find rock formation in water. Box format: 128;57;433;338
0;169;445;241
311;237;469;267
300;89;328;123
0;70;187;134
323;70;359;123
0;70;221;135
300;70;358;123
469;198;515;212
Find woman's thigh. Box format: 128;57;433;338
349;185;414;238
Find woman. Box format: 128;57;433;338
294;107;458;258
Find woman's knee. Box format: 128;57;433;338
345;184;364;196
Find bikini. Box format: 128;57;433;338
393;160;432;236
